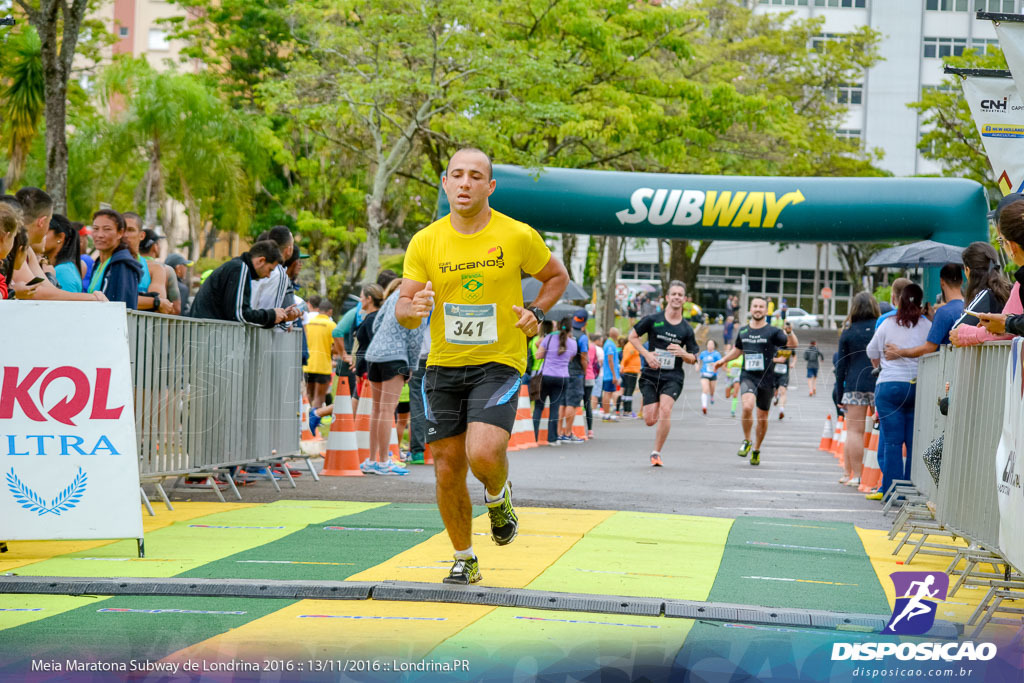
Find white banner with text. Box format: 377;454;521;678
960;74;1024;196
0;302;143;544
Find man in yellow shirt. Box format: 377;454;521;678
303;299;335;409
397;148;568;585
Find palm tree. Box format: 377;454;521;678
1;27;45;190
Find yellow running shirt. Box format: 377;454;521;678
303;312;335;375
403;210;551;374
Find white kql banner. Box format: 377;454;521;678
996;338;1024;570
960;74;1024;196
0;302;143;548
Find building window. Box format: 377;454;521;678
922;84;955;95
836;128;862;142
926;0;970;10
923;37;968;59
118;26;129;37
974;0;1016;11
835;83;863;105
619;262;660;280
147;28;170;51
759;0;811;4
812;32;844;51
814;0;867;6
970;38;1001;55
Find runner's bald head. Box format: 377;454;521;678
447;148;493;181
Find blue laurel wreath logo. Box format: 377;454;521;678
6;467;87;516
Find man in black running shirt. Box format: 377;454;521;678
715;297;797;466
627;280;699;467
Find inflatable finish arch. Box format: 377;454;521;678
438;165;989;247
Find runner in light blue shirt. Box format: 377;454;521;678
698;339;722;414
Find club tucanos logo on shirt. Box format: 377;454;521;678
439;245;505;274
462;273;484;303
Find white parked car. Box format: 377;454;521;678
783;307;820;328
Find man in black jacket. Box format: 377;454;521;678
190;241;300;328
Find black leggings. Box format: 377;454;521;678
583;384;594;430
533;375;567;444
618;372;638;413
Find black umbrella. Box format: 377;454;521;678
521;276;588;302
865;240;965;269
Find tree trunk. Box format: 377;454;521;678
657;239;669;293
21;0;90;214
143;140;164;231
180;173;201;263
561;233;577;282
669;239;713;295
5;140;28;190
201;225;219;257
599;235;622;333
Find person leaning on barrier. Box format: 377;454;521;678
86;209;142;309
883;263;964;361
166;253;193;316
9;189;107;302
948;241;1013;347
189;240;300;328
974;199;1024;339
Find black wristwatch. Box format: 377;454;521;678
527;306;545;324
151;293;161;311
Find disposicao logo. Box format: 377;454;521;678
831;571;998;663
615;188;805;228
884;571;947;635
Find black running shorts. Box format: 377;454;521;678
638;371;683;406
773;369;790;390
423;362;521;442
741;374;775;412
367;360;410;383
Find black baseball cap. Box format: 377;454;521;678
140;229;164;252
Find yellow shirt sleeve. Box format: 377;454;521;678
520;224;552;275
403;231;429;284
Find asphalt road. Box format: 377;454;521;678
164;327;891;530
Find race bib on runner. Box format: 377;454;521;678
744;353;764;372
654;349;676;369
774;362;788;375
443;303;498;345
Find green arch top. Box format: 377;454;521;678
437;165;989;247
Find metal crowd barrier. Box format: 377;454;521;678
126;311;303;504
890;340;1021;637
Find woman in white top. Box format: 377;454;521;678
865;283;932;502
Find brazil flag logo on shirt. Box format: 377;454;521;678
462;273;484;303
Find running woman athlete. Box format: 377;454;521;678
697;339;721;415
714;298;797;465
627;280;699;467
397;148;568;585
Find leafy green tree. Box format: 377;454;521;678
909;49;1008;195
91;58;268;258
0;26;44;189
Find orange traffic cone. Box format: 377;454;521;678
321;381;362;477
819;413;834;452
573;406;587;441
355;390;373;464
509;384;536;452
859;419;881;492
831;415;845;458
424;443;434;465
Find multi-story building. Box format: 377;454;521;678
756;0;1022;177
97;0;193;70
598;1;1021;323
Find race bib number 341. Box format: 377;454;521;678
444;303;498;345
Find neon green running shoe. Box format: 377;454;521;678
443;556;482;584
750;450;760;466
486;482;518;546
737;440;752;458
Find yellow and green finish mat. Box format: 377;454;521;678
0;501;1018;680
